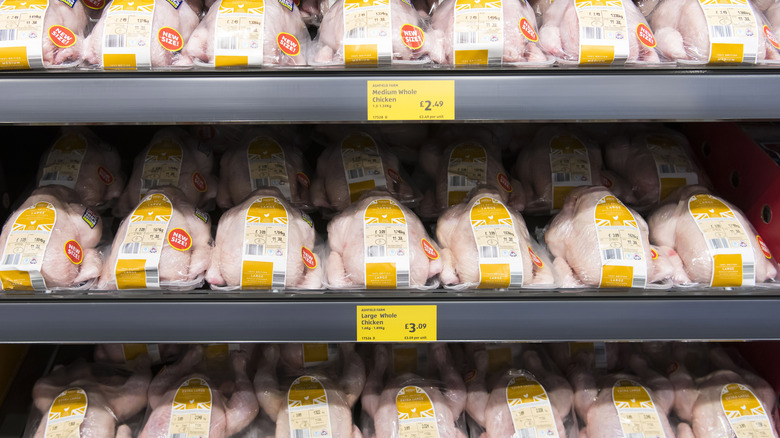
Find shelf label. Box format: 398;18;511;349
357;305;437;342
367;80;454;121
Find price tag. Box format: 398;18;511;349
367;81;455;121
357;305;437;342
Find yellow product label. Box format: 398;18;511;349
241;196;288;290
169;378;212;438
612;380;667;438
594;195;647;288
367;80;455;121
101;0;155;69
447;143;488;206
0;0;47;70
247;136;290;199
0;201;56;291
645;134;698;201
698;0;758;64
140;139;183;196
43;388;87;438
688;194;755;287
506;375;560;438
115;193;172;290
397;386;440;438
469;196;523;289
122;343;162;363
288;376;332;438
343;0;391;65
214;0;264;67
363;198;409;289
39;132;88;189
549;135;591;211
341;132;386;203
357;305;437;342
453;0;503;65
302;343;332;366
392;345;425;374
573;0;629;65
721;383;774;438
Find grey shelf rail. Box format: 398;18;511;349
2;68;780;123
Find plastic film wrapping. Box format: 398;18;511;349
94;344;184;366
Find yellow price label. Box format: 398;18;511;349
367;81;455;121
357;305;437;342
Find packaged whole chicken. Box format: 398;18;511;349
436;188;556;289
36;127;125;210
0;186;102;291
315;124;431;166
416;125;509;178
139;345;260;438
97;186;212;290
83;0;201;69
325;191;443;289
114;128;217;218
0;0;88;70
311;0;432;66
181;0;310;68
206;188;323;290
95;344;183;366
767;1;780;42
426;0;551;66
190;125;244;155
24;357;151;438
545;186;679;288
311;131;419;212
647;185;779;287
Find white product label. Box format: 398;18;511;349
342;0;391;65
397;386;440;438
549;135;592;211
698;0;759;64
114;193;172;289
645;134;699;201
594;195;647;288
101;0;155;69
453;0;503;65
612;380;668;438
213;0;264;67
363;198;410;288
168;378;212;438
447;143;488;206
43;388;87;438
287;376;333;438
140;138;183;196
506;374;560;438
241;196;288;289
721;383;774;438
247;136;291;199
39;132;88;189
0;0;47;70
574;0;630;64
469;196;523;289
341;132;387;204
0;201;56;291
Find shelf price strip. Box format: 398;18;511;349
357;305;437;342
367;80;455;121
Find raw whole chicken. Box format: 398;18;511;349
647;185;778;286
436;188;554;288
0;186;102;291
140;345;260;438
416;125;506;179
94;344;183;366
325;192;443;289
42;0;89;67
97;186;212;290
312;0;431;65
182;0;310;67
36;127;124;210
28;357;150;438
254;344;365;438
427;0;548;65
84;0;201;68
316;124;430;166
767;1;780;42
114;128;217;218
206;188;323;290
545;186;676;288
547;342;621;373
311;132;417;211
538;0;661;63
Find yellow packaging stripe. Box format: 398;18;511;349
115;259;148;289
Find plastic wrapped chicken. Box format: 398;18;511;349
95;344;183;366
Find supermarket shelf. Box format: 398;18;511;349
2;68;780;123
2;291;780;342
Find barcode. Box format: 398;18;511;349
273;271;286;287
583;27;603;39
3;254;21;266
479;246;498;258
367;245;385;257
146;268;159;287
450;175;469;187
245;244;264;256
510;272;523;287
348;168;364;179
142;179;158;189
455;31;477;44
744;262;755;281
41;172;58;181
626;434;645;438
553;172;570;182
105;34;126;47
658;164;674;174
171;434;187;438
513;428;537;438
345;27;366;39
397;270;410;286
0;29;17;41
709;238;730;250
122;242;141;254
253;178;271;189
217;36;238;50
603;249;623;260
710;25;733;38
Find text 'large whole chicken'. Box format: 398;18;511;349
0;186;102;291
98;186;212;290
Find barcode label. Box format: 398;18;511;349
603;249;623;260
455;31;477;44
245;244;264;256
553;172;570;182
367;246;385;257
253;178;271;188
626;434;645;438
510;273;523;286
658;164;674;174
3;254;21;266
105;34;126;47
584;27;603;39
41;172;58;181
743;262;755;279
710;25;733;38
397;271;409;286
217;36;238;50
345;27;366;39
142;179;159;189
0;29;17;42
479;246;498;258
170;434;187;438
273;271;286;286
122;242;141;254
513;428;537;438
348;168;365;179
709;238;730;250
450;175;470;187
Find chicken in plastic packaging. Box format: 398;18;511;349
190;125;244;155
544;186;680;288
254;343;365;438
97;186;212;291
138;345;260;438
310;0;433;66
416;124;510;179
547;342;621;374
114;128;218;218
426;0;553;66
324;191;443;290
36;127;125;211
95;344;184;367
647;185;779;287
23;356;151;438
181;0;310;68
206;188;323;290
0;186;103;292
436;187;557;290
314;124;431;167
767;0;780;42
300;0;333;25
83;0;202;69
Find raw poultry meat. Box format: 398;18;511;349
254;343;365;438
547;342;621;373
97;186;212;290
28;357;150;438
436;188;554;288
84;0;201;68
94;344;183;365
36;127;124;210
426;0;548;65
416;125;507;178
325;192;443;289
316;124;430;166
767;1;780;41
299;0;331;24
42;0;89;67
182;0;310;67
114;128;217;218
538;0;661;63
206;188;322;290
0;186;102;291
647;185;778;286
140;345;259;438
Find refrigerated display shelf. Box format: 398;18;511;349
2;68;780;123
